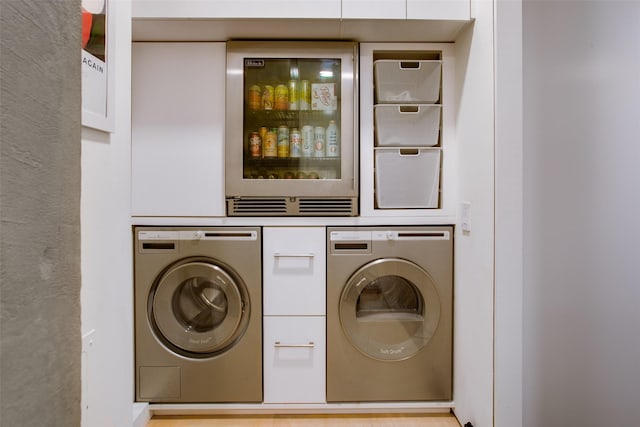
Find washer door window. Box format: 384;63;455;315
339;258;441;361
151;259;250;357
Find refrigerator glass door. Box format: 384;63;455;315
226;42;358;216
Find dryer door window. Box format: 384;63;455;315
339;258;441;361
151;259;250;357
355;275;423;322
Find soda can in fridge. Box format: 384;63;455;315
248;131;262;158
248;85;261;110
301;125;314;157
289;128;302;157
259;126;269;145
277;125;290;157
288;80;299;110
299;80;311;111
263;128;278;158
262;85;274;110
275;84;289;111
325;120;339;157
313;126;326;158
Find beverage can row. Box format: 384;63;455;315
248;122;339;158
309;121;339;158
248;80;312;111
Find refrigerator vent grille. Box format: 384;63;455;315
227;197;357;216
298;198;355;214
228;198;288;215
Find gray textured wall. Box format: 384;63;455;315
1;0;82;426
523;1;640;426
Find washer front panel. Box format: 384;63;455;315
134;226;263;403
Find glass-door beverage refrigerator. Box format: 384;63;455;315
226;41;358;216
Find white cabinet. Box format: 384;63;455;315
342;0;406;19
263;227;326;404
132;2;471;41
133;0;469;21
263;227;326;316
131;42;225;217
342;0;471;20
407;0;470;21
133;0;341;19
359;43;457;221
263;316;326;403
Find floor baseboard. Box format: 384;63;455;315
134;402;151;427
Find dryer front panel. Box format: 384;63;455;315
339;258;441;361
150;257;250;358
326;226;453;402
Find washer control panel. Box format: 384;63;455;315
138;229;258;241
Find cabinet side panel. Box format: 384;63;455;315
132;42;225;217
452;1;495;426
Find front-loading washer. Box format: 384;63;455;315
134;226;262;403
326;226;453;402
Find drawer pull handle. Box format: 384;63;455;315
274;341;315;348
273;252;315;258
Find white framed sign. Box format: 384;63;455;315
81;0;115;132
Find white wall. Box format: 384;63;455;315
81;1;133;426
494;0;523;425
523;1;640;426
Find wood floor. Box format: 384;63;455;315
147;413;461;427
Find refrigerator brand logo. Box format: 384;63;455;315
245;59;265;68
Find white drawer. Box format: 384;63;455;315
263;227;326;316
263;316;326;404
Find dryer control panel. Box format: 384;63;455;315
330;230;450;241
329;229;450;255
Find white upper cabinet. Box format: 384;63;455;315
407;0;470;21
133;0;341;19
133;0;469;21
132;0;471;41
342;0;406;19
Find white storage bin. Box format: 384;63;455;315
375;148;441;209
374;60;442;104
374;104;441;147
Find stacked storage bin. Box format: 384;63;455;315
373;59;442;208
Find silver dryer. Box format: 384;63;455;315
326;226;453;402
